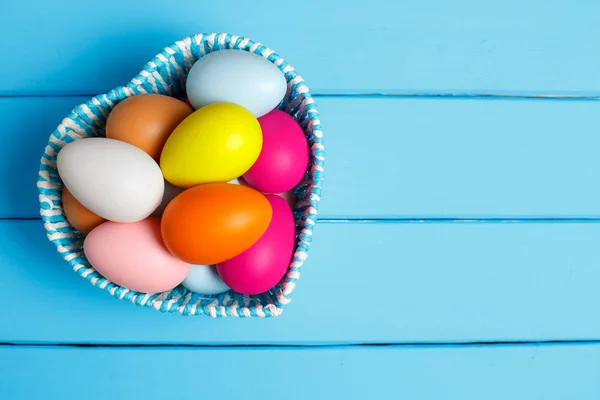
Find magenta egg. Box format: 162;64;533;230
84;218;190;293
242;109;309;193
217;195;295;295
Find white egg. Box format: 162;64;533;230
186;49;287;118
182;265;231;295
57;137;164;223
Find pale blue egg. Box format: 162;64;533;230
186;49;287;118
182;265;231;295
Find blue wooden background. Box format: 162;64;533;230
2;0;600;398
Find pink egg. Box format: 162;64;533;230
84;218;190;293
217;195;295;295
242;109;309;193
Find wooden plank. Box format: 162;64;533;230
1;97;79;219
5;96;600;219
2;1;600;95
2;220;600;344
1;344;599;399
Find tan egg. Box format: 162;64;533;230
62;186;106;234
105;94;193;161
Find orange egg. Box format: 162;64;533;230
161;183;272;265
62;187;106;234
105;94;193;160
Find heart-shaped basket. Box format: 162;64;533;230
37;33;325;318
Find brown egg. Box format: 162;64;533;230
105;94;193;160
62;187;106;234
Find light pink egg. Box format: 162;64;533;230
217;195;295;295
242;109;309;194
84;218;190;293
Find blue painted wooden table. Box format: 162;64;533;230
2;1;600;398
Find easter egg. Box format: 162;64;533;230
159;103;262;187
161;183;272;265
217;195;295;295
182;265;231;295
62;186;106;234
243;110;309;193
57;137;164;223
84;218;190;293
105;94;193;161
186;49;287;118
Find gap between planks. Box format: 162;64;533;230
2;339;600;350
1;92;600;101
7;217;600;224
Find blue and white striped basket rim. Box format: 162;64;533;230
37;32;325;318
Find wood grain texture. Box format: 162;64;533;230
3;220;600;344
2;1;600;95
1;344;599;399
5;96;600;219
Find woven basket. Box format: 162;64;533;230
37;33;325;318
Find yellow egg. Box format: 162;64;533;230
160;102;262;187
